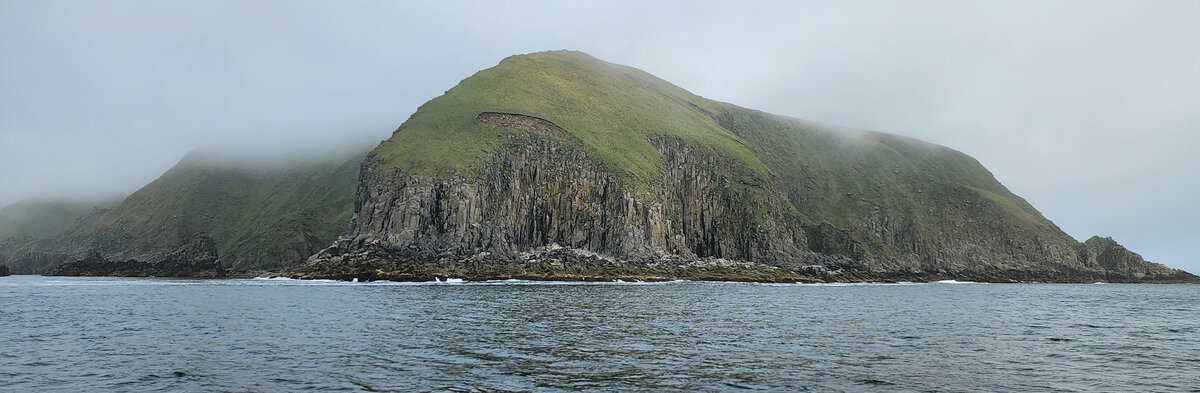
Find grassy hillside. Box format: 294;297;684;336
3;146;368;273
0;198;117;241
375;50;768;185
713;105;1074;246
79;148;365;271
372;50;1077;252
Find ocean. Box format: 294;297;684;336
2;275;1197;392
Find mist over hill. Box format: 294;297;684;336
0;198;119;242
1;51;1192;283
0;141;372;275
286;51;1195;283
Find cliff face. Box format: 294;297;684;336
301;130;816;279
289;52;1195;283
7;50;1188;282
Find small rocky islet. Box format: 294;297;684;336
1;51;1195;284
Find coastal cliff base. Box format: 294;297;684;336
43;234;226;278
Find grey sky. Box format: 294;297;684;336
2;1;1197;272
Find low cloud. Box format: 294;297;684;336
2;0;1195;271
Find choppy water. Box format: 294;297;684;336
1;275;1198;392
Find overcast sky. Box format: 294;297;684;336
1;0;1196;272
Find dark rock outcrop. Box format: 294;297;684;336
1073;236;1195;283
0;264;9;276
44;233;225;278
336;134;804;265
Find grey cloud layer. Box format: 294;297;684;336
1;0;1195;271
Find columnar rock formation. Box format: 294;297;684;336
3;50;1192;282
287;51;1196;283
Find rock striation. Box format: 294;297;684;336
282;51;1196;283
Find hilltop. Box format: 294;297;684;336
286;51;1195;283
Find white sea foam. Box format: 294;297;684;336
247;277;361;286
935;280;979;284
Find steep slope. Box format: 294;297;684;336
0;198;116;274
0;198;117;241
1;147;367;274
290;50;1194;283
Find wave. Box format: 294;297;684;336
934;280;981;284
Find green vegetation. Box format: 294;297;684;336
374;50;769;185
960;184;1055;231
713;104;1074;246
5;51;1093;276
54;148;366;271
373;50;1078;255
0;198;116;241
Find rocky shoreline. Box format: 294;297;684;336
9;52;1198;284
42;234;226;278
261;265;1200;284
264;243;1199;284
266;244;825;283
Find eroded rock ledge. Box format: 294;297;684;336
476;112;568;137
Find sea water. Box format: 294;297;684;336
1;275;1197;392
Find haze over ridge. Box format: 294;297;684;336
1;1;1195;272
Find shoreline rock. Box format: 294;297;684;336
270;249;832;284
43;234;226;278
271;243;1197;284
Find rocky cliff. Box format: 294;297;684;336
286;51;1196;283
